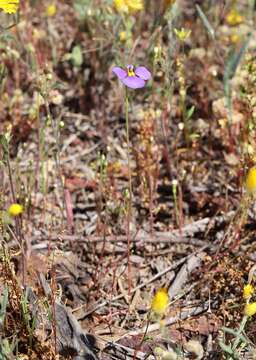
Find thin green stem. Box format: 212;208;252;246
133;312;151;360
6;156;16;204
229;315;248;359
125;90;132;296
44;98;66;222
6;150;26;284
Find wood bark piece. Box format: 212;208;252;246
76;245;209;319
99;339;155;360
27;274;99;359
168;252;206;300
31;211;234;246
120;301;210;337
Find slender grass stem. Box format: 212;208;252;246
6;151;26;284
44;98;66;223
133;312;151;360
125;89;132;296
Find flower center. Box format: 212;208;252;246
127;66;135;77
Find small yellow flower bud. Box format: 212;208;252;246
179;89;186;99
46;4;56;17
119;31;126;42
230;33;240;44
154;46;161;58
87;8;92;16
8;203;23;217
245;167;256;193
151;288;169;316
245;302;256;317
178;122;184;130
243;284;254;299
172;179;178;187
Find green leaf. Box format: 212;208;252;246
224;35;251;122
221;327;248;343
71;45;83;67
219;341;234;355
0;286;8;327
0;134;9;156
224;36;251;84
196;4;215;39
186;105;195;120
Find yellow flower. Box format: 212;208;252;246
114;0;144;14
151;288;169;316
174;28;191;42
226;8;243;26
230;33;240;44
0;0;19;13
245;167;256;193
243;284;254;299
119;31;127;42
114;0;128;13
46;4;56;17
126;0;143;12
8;203;23;217
245;302;256;317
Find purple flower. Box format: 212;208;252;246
112;65;151;89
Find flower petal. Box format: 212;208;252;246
121;76;145;89
135;66;151;80
112;66;127;80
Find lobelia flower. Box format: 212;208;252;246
0;0;19;14
112;65;151;89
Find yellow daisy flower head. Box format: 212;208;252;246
245;302;256;317
151;288;169;316
226;8;243;27
46;4;56;17
174;27;191;42
0;0;19;14
8;203;23;217
126;0;143;12
230;33;240;44
243;284;254;299
119;31;127;42
114;0;128;13
114;0;143;14
245;167;256;194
